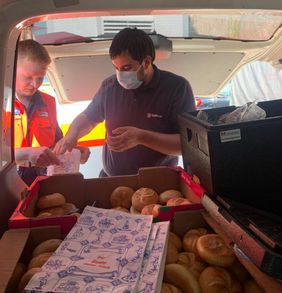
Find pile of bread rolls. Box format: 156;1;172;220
34;192;80;219
110;186;193;216
6;238;63;292
161;228;265;293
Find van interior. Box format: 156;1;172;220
0;0;281;249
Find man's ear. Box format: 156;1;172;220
143;56;152;69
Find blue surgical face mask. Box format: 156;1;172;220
116;65;143;90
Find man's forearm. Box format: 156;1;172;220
67;113;96;140
15;147;30;163
139;131;182;156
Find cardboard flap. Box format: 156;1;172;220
84;174;139;209
170;209;207;237
138;167;180;192
0;228;30;289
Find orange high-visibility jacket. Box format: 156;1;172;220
14;91;62;148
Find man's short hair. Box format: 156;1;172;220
18;39;51;65
109;27;155;63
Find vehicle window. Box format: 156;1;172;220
1;86;12;169
229;61;282;106
32;12;281;41
196;60;282;110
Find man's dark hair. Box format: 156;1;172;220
109;27;155;63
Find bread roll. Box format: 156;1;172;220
28;252;53;270
159;189;183;205
37;206;65;217
164;263;201;293
161;282;183;293
243;279;265;293
196;234;236;267
141;203;162;217
176;252;207;278
32;239;63;257
37;193;66;210
62;202;77;214
131;187;158;212
199;266;242;293
110;186;135;209
152;204;162;217
183;228;208;254
166;242;179;264
169;232;182;252
112;206;130;213
35;212;52;219
18;267;41;292
130;205;140;214
166;197;192;206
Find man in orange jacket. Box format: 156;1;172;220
15;39;89;185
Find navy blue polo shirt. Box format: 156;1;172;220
84;65;195;176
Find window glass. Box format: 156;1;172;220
33;11;281;42
229;61;282;106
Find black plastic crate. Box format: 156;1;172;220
179;99;282;217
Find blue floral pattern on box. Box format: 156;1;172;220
24;206;153;293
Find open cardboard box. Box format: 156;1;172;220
1;209;281;293
9;167;204;234
170;209;282;293
0;226;65;293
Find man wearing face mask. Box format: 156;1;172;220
54;27;196;177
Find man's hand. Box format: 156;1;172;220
29;147;60;167
75;146;91;164
107;126;142;152
53;135;77;155
107;127;182;156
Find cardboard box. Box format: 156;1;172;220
0;226;64;293
201;194;282;281
1;209;280;293
169;209;281;293
9;167;204;234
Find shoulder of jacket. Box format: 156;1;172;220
39;91;56;101
38;91;56;105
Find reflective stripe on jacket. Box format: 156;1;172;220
14;91;59;148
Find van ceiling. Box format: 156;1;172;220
47;49;244;102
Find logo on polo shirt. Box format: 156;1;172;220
147;113;163;119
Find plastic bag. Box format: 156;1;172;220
217;101;266;124
240;101;266;121
47;148;81;175
196;110;209;122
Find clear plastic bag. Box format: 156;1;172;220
217;101;266;124
47;148;81;175
240;101;266;121
196;110;209;122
